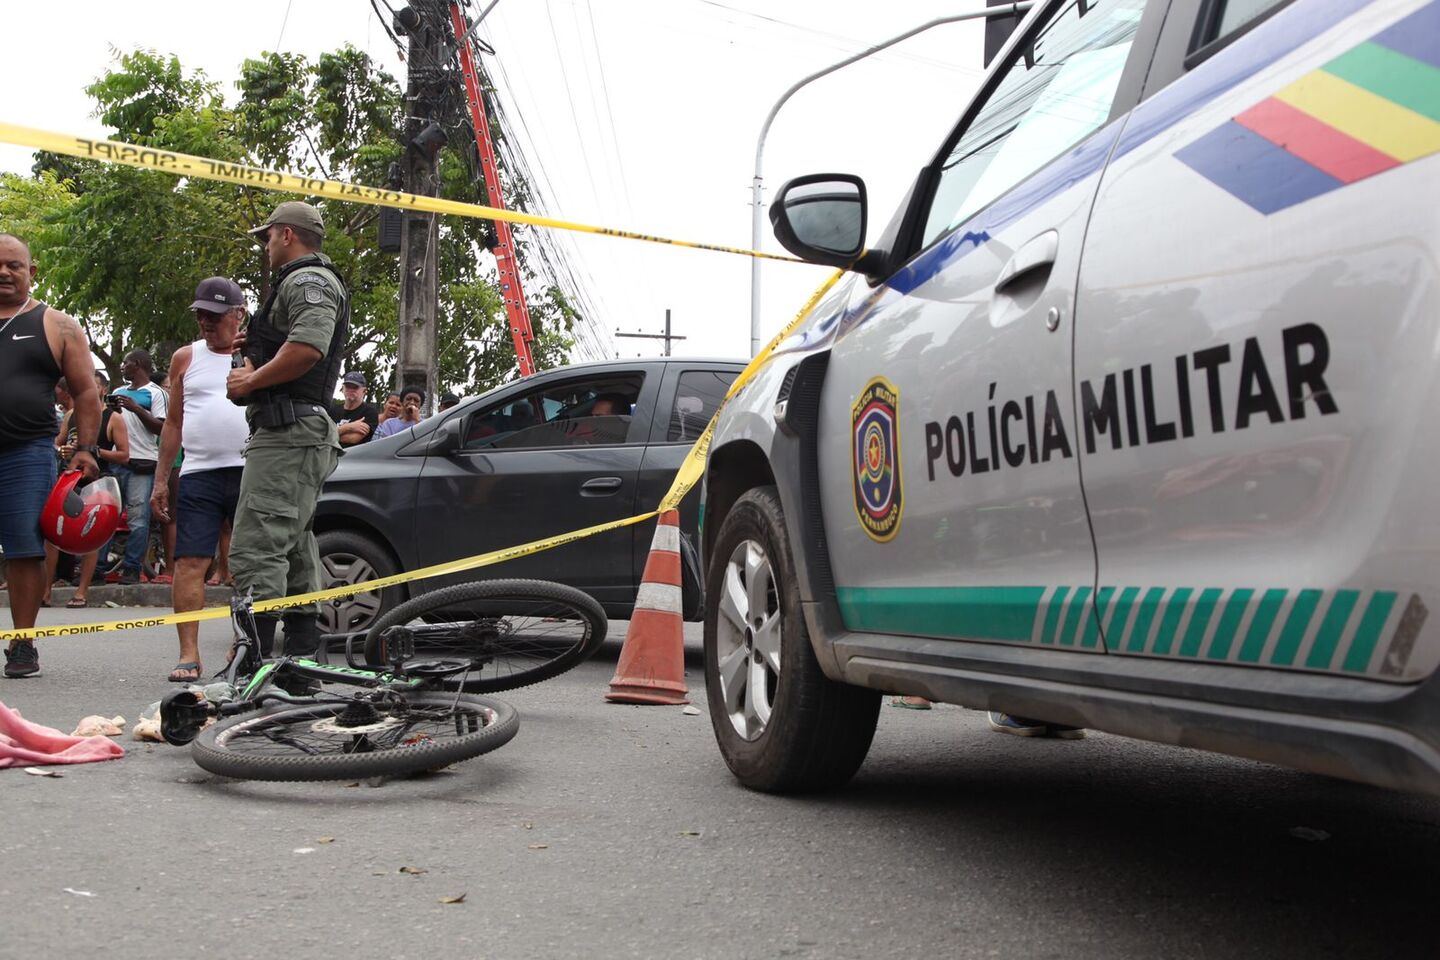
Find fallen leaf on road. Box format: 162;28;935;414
316;837;336;844
681;705;702;716
399;866;427;875
1288;826;1331;842
527;843;549;850
522;822;533;830
439;893;467;904
24;768;62;778
679;830;701;837
62;888;94;897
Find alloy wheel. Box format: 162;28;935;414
715;538;782;740
319;551;384;634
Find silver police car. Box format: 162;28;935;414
701;0;1440;793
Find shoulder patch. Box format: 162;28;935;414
304;286;325;304
291;273;327;287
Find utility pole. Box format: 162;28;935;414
615;309;686;357
395;1;448;409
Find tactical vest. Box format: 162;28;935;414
248;254;350;406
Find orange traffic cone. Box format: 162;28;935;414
606;510;689;705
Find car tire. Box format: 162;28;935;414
703;485;880;793
316;530;404;636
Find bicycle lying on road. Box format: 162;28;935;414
160;579;608;782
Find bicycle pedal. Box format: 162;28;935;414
381;625;416;665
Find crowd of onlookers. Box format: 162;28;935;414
329;372;458;446
29;361;459;609
25;358;458;594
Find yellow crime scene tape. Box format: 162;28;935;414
0;123;802;264
0;228;843;642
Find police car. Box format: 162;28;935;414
701;0;1440;793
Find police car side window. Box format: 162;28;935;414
1195;0;1291;48
921;0;1146;247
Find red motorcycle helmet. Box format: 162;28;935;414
42;471;122;555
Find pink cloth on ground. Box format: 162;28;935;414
0;701;126;768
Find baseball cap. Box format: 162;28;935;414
440;392;460;406
248;200;326;239
189;277;245;313
342;371;367;388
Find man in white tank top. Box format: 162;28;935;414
150;278;251;682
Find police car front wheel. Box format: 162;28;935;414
703;485;880;793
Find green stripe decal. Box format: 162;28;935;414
1272;589;1322;666
1238;589;1287;662
1306;590;1360;669
1343;591;1397;673
1322;43;1440;124
1060;587;1092;646
1179;588;1224;657
835;586;1046;642
835;581;1408;675
1152;588;1193;656
1127;587;1167;652
1041;586;1070;645
1080;586;1114;649
1207;588;1254;660
1107;586;1141;651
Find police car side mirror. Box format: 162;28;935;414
770;174;869;270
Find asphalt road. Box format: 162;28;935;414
3;606;1440;960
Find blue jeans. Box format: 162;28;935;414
0;437;57;560
109;464;155;573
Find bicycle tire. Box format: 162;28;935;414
363;579;607;693
190;692;518;782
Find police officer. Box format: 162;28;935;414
226;201;347;657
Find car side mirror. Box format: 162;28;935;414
769;174;869;269
426;418;462;455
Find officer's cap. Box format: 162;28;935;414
249;201;326;240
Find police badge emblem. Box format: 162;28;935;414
851;377;902;542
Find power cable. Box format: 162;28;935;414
275;0;295;50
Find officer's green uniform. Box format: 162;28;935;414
229;236;345;651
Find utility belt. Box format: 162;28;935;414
249;394;330;431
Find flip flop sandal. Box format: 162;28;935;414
66;597;88;609
167;662;203;683
890;696;933;710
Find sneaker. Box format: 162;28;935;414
4;642;40;678
987;712;1048;736
1047;725;1087;740
115;569;141;586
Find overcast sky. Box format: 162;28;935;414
2;0;988;361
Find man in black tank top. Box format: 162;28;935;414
0;233;103;678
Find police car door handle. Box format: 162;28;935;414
580;476;623;496
993;230;1059;297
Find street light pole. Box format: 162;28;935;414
748;1;1033;356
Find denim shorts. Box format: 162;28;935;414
175;466;243;558
0;437;58;560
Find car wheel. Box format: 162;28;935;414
704;485;880;793
316;530;403;635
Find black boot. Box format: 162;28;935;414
281;612;322;659
252;615;279;659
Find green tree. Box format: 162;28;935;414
0;46;574;393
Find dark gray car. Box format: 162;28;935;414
314;358;742;633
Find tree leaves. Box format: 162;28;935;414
1;44;573;394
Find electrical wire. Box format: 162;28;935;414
275;0;295;50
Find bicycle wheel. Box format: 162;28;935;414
363;579;607;692
191;692;518;782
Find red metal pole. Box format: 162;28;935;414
449;2;536;376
